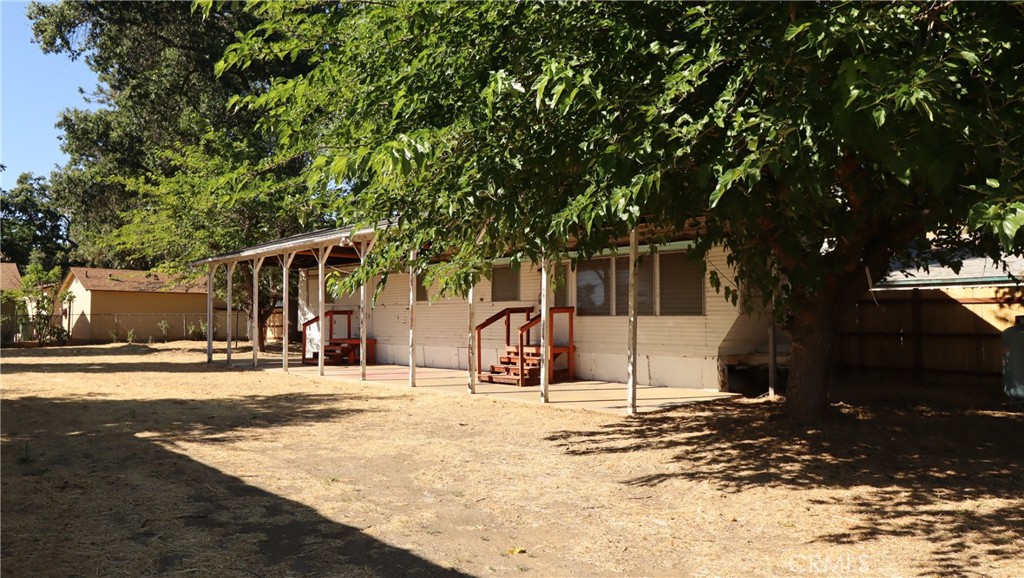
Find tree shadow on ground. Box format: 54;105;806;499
548;399;1024;577
1;393;467;577
1;343;161;359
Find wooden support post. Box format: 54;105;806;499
467;284;477;394
768;304;777;397
317;246;327;377
540;259;551;403
627;228;639;415
226;262;236;365
409;253;416;387
206;264;214;363
281;252;295;371
252;257;265;368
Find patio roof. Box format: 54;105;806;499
189;224;380;270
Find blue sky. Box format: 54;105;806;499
1;1;99;190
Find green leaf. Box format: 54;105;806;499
872;107;886;127
784;22;811;42
960;50;980;66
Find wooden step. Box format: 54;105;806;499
478;372;539;386
499;355;540;366
490;364;539;376
506;345;541;355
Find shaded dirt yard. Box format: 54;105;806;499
2;342;1022;577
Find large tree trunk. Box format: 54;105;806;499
784;305;840;424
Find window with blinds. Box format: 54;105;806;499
614;255;655;315
576;259;611;316
659;252;704;316
491;266;520;301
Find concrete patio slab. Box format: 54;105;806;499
264;362;735;415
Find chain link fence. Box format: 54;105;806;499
1;312;266;345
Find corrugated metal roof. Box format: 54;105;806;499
879;255;1024;288
189;223;385;267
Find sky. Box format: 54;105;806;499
1;1;99;190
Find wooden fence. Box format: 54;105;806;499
837;286;1022;387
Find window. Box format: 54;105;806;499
659;252;704;315
614;255;655;316
491;266;520;301
554;263;569;308
576;259;611;316
416;274;429;302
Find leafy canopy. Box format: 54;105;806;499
218;1;1022;313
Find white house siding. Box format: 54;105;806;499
295;248;773;390
298;268;369;354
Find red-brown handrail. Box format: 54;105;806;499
474;307;533;375
301;309;354;362
517;307;576;383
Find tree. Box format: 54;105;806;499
221;1;1021;422
0;173;72;271
14;258;71;344
29;0;329;348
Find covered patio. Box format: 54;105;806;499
193;224;726;415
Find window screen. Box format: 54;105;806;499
554;263;569;308
416;274;429;302
491;266;520;301
659;252;704;315
576;259;611;316
614;255;655;316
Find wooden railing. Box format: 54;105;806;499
518;307;575;383
301;309;354;362
474;307;534;375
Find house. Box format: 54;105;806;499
192;225;778;413
1;262;22;342
838;255;1024;389
57;267;211;342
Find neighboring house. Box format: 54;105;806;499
57;267;211;342
194;226;778;392
1;262;22;342
838;255;1024;388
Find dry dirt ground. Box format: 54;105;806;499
1;342;1022;577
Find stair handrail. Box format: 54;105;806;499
516;307;576;384
301;309;355;362
474;306;533;376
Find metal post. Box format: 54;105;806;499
409;254;416;387
768;307;777;397
206;264;214;363
627;228;639;415
282;252;295;371
357;239;374;381
317;246;327;377
360;274;368;381
540;259;551;403
226;262;236;365
468;284;477;394
252;257;265;368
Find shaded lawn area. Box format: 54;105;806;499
2;342;1022;577
1;391;466;577
550;400;1024;576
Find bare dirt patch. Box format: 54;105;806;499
2;342;1022;577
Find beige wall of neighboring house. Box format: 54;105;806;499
56;268;218;342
